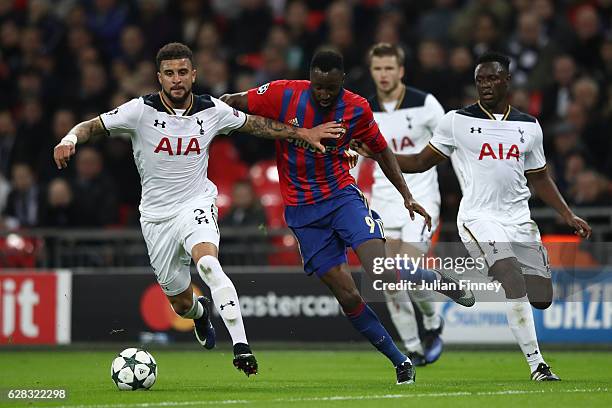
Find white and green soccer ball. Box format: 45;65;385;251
111;348;157;390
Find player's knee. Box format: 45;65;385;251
490;258;526;299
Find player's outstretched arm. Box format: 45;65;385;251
220;92;248;112
241;115;344;153
350;142;445;173
53;117;106;169
526;168;592;239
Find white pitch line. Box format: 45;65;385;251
43;387;609;408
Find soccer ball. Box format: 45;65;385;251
111;348;157;390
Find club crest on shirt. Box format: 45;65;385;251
257;83;270;94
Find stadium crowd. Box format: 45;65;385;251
0;0;610;233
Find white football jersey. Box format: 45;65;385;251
99;93;247;222
429;102;546;224
369;87;444;205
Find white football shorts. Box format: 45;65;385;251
371;197;440;253
140;196;220;296
458;218;551;278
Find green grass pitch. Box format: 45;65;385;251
0;349;610;408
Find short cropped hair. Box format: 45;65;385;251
476;51;511;72
310;49;344;73
156;42;193;71
367;43;405;66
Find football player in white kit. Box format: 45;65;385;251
365;43;446;366
355;51;592;381
53;42;343;376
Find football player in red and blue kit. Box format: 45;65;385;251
222;50;474;384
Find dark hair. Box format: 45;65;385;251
367;43;405;66
156;42;193;71
310;49;344;73
476;51;510;72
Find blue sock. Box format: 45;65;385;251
345;302;407;366
398;265;440;285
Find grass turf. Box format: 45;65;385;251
0;350;610;408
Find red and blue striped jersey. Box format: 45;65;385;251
247;80;388;206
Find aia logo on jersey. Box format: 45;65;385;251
478;143;520;161
257;83;269;94
154;137;201;155
391;136;415;152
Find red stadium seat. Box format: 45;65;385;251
0;234;42;268
208;138;248;185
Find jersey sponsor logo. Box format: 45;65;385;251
478;143;520;161
153;120;166;128
287;137;339;154
107;108;119;115
288;117;300;127
232;108;239;117
391;136;415;152
257;83;270;94
154;137;201;155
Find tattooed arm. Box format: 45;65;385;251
53;117;107;169
240;114;345;153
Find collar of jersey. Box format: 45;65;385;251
477;100;512;120
378;84;406;112
159;92;194;116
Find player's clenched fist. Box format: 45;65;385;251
53;136;77;169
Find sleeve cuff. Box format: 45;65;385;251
427;142;450;159
525;164;547;174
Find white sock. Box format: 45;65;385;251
384;290;423;354
179;292;204;319
197;256;248;345
504;296;545;372
410;290;441;331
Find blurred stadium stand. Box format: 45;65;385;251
0;0;611;268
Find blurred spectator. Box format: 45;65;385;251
285;0;318;71
12;100;48;171
229;0;273;55
470;11;504;57
540;55;576;125
0;110;16;177
254;46;290;85
569;5;605;73
418;0;457;43
86;0;130;58
137;0;178;57
71;146;118;226
510;87;531;113
220;179;268;265
446;46;474;109
2;162;41;228
75;63;111;114
451;1;512;47
507;12;558;89
118;25;148;68
39;177;77;227
409;39;451;107
569;170;612;206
